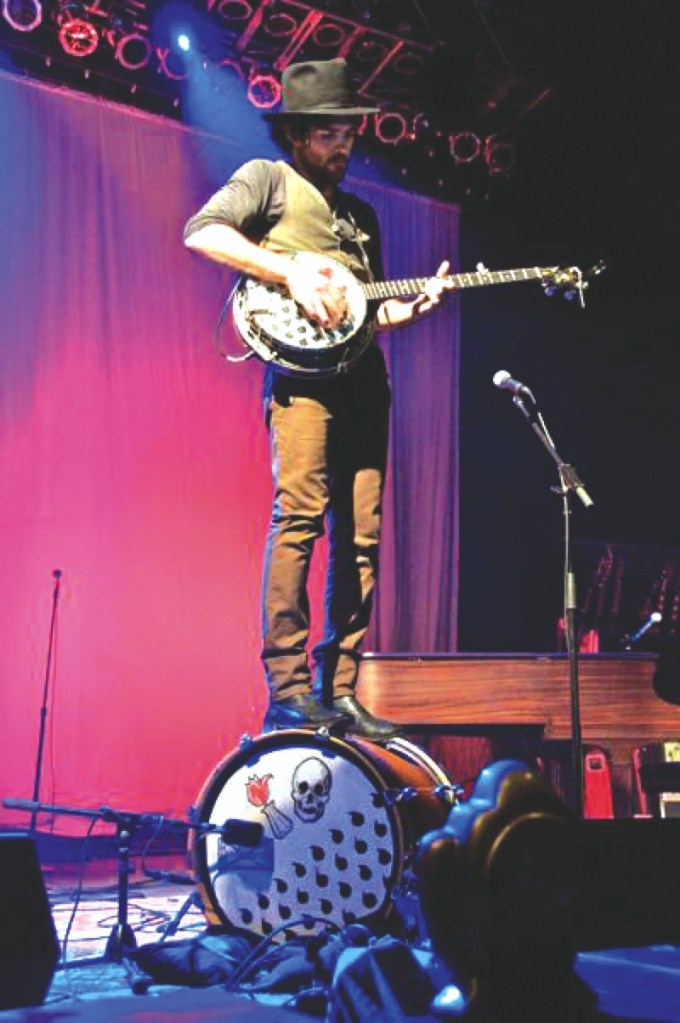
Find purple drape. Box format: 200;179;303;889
0;71;459;825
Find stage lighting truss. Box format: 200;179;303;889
0;0;536;189
212;0;430;102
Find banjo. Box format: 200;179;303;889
230;251;603;378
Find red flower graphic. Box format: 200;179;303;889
246;773;273;808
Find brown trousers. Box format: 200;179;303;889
262;368;390;701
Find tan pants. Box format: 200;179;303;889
262;373;390;701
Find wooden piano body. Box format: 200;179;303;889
357;653;679;816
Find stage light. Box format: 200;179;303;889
449;131;481;164
261;8;297;38
57;2;98;58
156;47;189;80
113;32;152;71
219;57;245;80
484;134;517;176
211;0;253;21
176;32;190;52
311;21;348;49
2;0;42;32
375;110;408;145
246;71;281;110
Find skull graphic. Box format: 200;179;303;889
291;757;332;823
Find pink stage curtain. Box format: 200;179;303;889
0;72;459;829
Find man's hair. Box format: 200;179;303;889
268;116;311;155
268;115;363;155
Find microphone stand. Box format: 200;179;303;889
30;570;62;834
3;799;228;994
507;395;593;817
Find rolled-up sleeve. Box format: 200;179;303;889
183;159;283;242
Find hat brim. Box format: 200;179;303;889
264;105;379;120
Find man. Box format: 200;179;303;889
184;59;452;741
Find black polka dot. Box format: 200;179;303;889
350;811;365;826
320;899;333;915
354;839;368;854
297;889;310;904
359;865;373;880
374;822;388;838
363;892;378;909
294;862;306;877
339;881;352;898
279;905;292;920
331;829;344;844
240;909;253;924
311;846;325;861
378;848;392;865
315;871;329;887
275;878;288;893
335;854;348;870
257;894;270;910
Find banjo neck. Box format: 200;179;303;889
363;266;547;301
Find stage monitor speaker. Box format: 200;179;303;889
0;833;60;1009
575;818;680;950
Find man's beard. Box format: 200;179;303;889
326;157;348;181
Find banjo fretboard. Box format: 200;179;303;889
363;266;548;301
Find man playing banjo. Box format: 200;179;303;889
184;58;453;741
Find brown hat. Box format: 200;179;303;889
264;58;379;119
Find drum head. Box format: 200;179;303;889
191;731;404;939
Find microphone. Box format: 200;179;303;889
493;370;536;403
624;611;662;649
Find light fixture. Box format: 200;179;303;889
246;71;281;110
211;0;253;23
111;32;152;71
449;131;482;164
57;1;98;58
374;110;408;145
156;46;189;80
2;0;42;33
484;134;517;176
261;8;298;38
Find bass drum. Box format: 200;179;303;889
190;730;452;939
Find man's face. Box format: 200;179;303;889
291;120;359;186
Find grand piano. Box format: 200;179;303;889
357;652;680;817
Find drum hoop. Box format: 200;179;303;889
386;736;452;788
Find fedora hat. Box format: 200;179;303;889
264;58;379;119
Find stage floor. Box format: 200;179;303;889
1;856;679;1021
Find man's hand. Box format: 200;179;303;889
411;260;455;317
285;262;348;330
376;259;455;330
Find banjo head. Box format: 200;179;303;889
232;251;373;378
